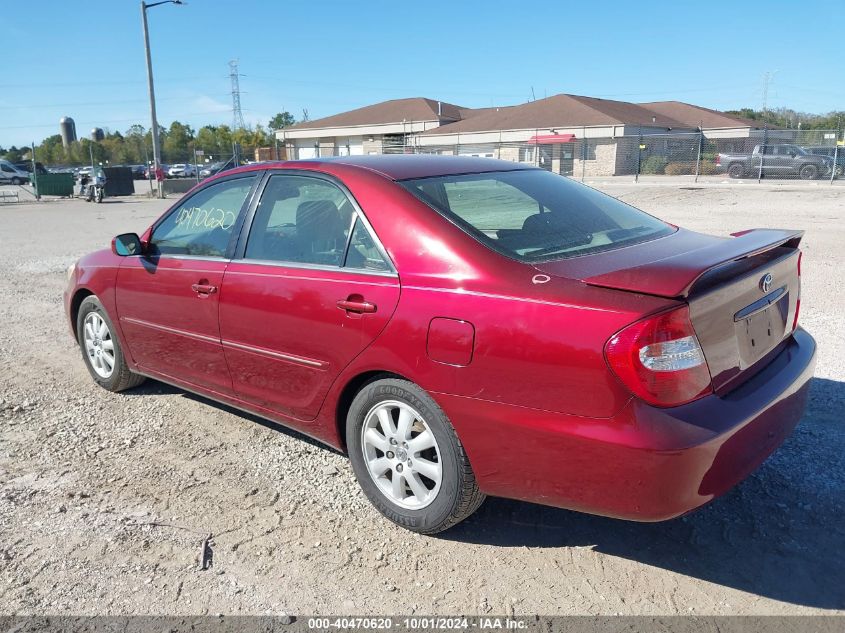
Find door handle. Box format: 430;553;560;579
337;298;376;314
191;283;218;295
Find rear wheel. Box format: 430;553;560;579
11;177;21;185
346;378;485;534
728;163;745;179
799;164;819;180
77;296;145;392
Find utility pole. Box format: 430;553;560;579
141;0;183;199
141;2;162;198
31;142;40;201
758;71;777;183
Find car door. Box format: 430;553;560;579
116;174;260;395
0;162;17;183
773;145;795;174
218;172;400;420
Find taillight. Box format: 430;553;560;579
604;305;713;407
792;250;802;331
715;155;721;165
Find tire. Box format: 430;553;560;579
11;177;21;185
95;188;104;203
76;296;145;392
799;164;819;180
346;378;485;534
728;163;745;179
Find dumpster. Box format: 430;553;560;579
103;167;134;196
33;173;74;197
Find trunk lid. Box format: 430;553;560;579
534;228;803;393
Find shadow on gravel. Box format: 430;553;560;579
441;377;845;609
126;380;342;455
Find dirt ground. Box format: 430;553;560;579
0;180;843;616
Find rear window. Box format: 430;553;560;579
400;169;674;262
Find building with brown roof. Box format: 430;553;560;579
276;93;769;175
278;97;473;159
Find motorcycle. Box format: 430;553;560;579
78;168;106;203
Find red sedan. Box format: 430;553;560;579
64;156;816;534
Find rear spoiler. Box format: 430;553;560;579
584;229;803;299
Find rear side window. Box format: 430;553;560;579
401;169;674;262
245;175;355;266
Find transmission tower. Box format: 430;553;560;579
229;59;245;130
760;70;779;123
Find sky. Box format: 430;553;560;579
3;0;844;147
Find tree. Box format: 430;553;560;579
162;121;195;162
233;124;273;149
268;111;296;130
34;135;65;165
2;146;24;163
725;107;845;130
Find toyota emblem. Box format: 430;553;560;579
760;272;773;293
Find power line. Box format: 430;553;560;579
0;94;227;111
0;108;233;131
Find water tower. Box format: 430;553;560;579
59;117;77;147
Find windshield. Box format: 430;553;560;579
400;169;674;262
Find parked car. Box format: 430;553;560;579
199;160;233;178
716;144;832;179
168;163;196;178
803;146;844;176
13;161;48;175
129;165;147;180
0;159;31;185
64;155;815;534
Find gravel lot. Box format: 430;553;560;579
0;180;843;616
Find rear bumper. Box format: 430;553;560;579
437;327;816;521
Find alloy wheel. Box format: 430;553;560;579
83;312;115;379
361;400;442;509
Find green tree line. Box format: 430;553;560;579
725;107;845;130
1;112;297;166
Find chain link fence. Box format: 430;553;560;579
374;129;844;182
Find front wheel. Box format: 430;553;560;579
95;187;104;203
347;378;485;534
11;177;21;185
77;296;145;392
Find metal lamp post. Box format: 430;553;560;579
141;0;183;198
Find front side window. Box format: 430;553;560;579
150;176;256;257
401;169;674;262
245;175;356;266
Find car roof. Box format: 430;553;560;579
219;155;536;181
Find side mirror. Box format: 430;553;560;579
112;233;142;256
